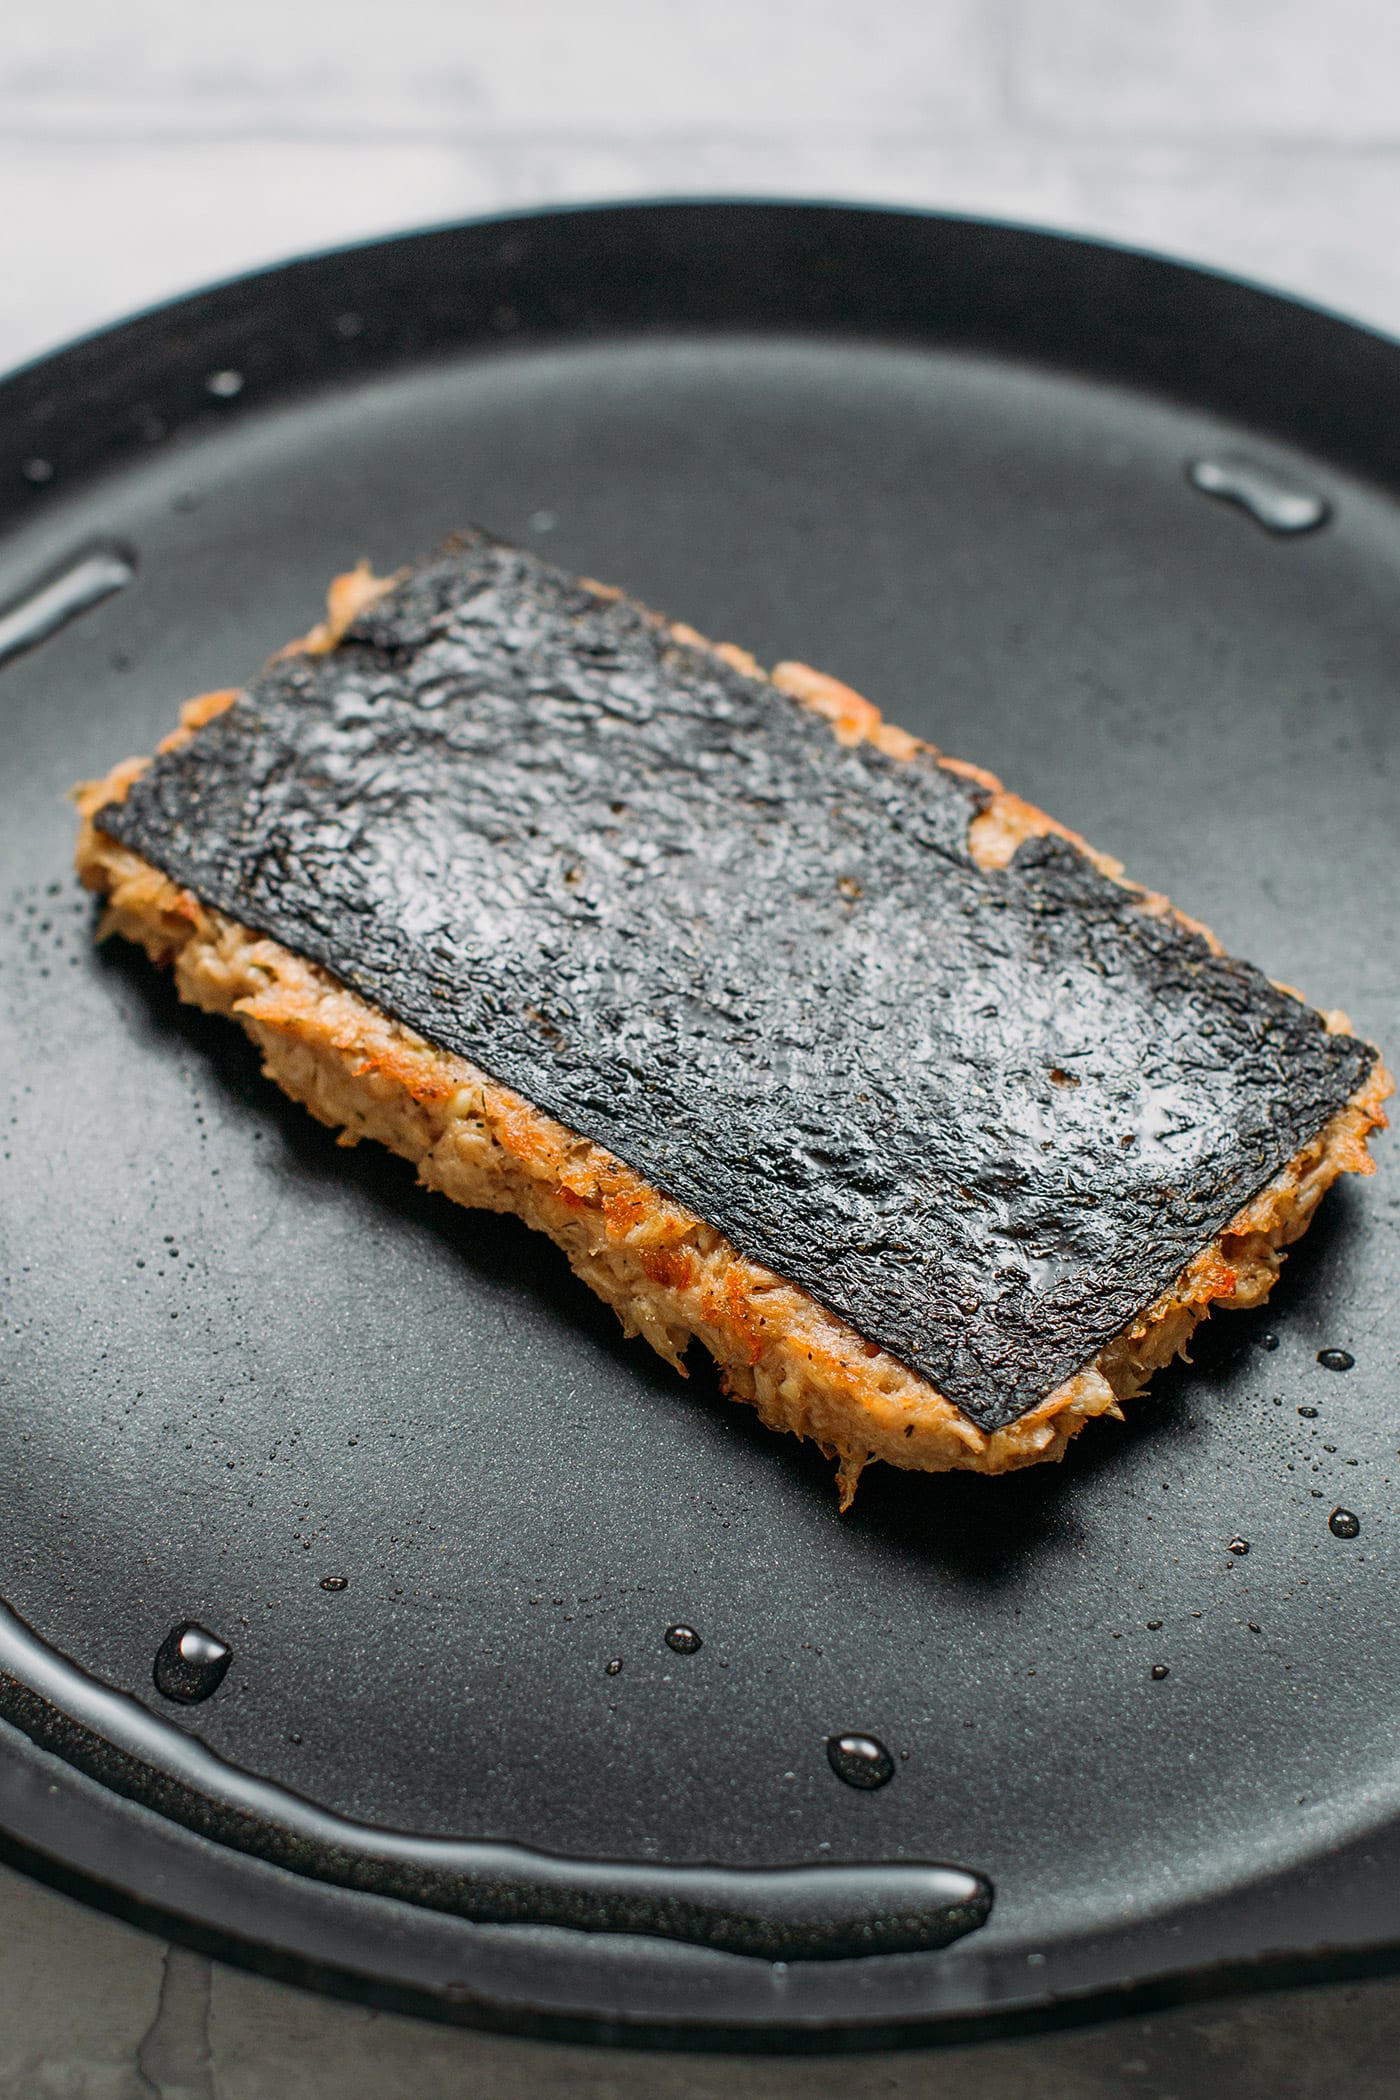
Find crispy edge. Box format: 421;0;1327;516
72;577;1393;1505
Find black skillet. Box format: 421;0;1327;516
0;202;1397;2051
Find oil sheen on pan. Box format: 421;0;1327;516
93;533;1380;1435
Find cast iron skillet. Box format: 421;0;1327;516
0;202;1397;2051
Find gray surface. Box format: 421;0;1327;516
8;1868;1400;2098
6;1;1400;2091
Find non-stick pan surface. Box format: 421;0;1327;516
0;203;1397;2048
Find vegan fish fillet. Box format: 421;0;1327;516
75;536;1391;1502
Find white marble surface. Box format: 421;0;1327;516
5;0;1400;376
5;3;1400;2093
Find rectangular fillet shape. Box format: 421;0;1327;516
77;534;1390;1494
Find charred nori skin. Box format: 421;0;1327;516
97;536;1376;1431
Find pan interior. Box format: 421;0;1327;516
1;329;1398;1970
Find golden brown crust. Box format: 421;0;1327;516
73;572;1392;1504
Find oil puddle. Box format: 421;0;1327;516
0;543;135;670
0;1597;989;1962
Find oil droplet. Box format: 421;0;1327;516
1150;1664;1170;1681
21;457;54;486
827;1733;895;1789
335;312;364;339
664;1623;702;1654
0;543;135;671
320;1575;348;1592
1228;1536;1250;1556
1146;1619;1163;1630
1259;1333;1280;1352
529;509;558;534
205;369;245;400
605;1658;623;1676
1318;1348;1355;1372
153;1622;231;1704
1329;1507;1361;1539
1298;1405;1318;1418
1188;455;1329;535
